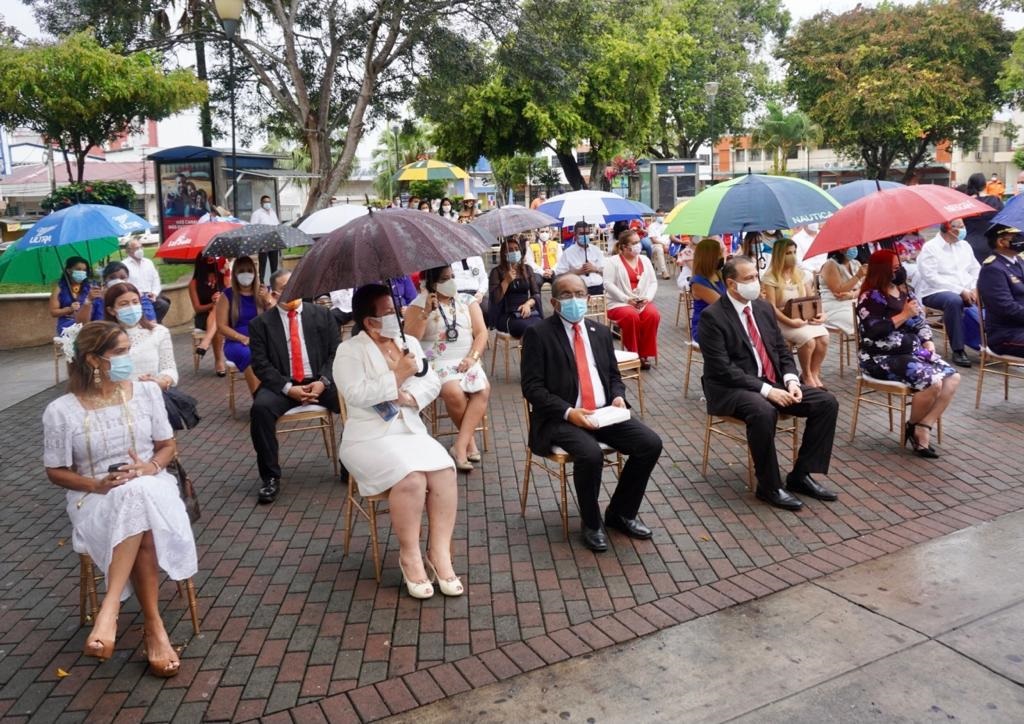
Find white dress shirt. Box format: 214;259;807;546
792;228;826;274
555;243;605;288
329;289;353;313
249;206;280;226
647;220;668;244
559;316;607;412
277;302;313;392
451;257;487;296
914;233;981;299
726;294;799;398
124;254;161;297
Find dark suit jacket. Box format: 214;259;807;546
520;314;626;454
249;303;340;392
699;296;798;413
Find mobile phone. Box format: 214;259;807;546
108;463;128;475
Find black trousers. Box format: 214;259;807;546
712;386;838;493
152;295;171;323
547;417;662;529
250;383;340;481
259;250;281;285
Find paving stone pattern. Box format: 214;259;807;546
1;282;1022;722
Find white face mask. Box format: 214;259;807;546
371;313;402;339
628;243;642;255
806;223;820;234
436;279;459;298
235;272;255;287
131;248;144;260
262;202;272;211
538;231;550;241
736;279;761;301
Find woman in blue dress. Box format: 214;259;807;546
856;249;960;458
49;256;94;335
689;238;726;343
213;255;268;394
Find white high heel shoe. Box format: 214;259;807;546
425;557;464;597
398;561;434;599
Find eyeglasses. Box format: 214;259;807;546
554;292;589;300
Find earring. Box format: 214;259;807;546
92;366;101;387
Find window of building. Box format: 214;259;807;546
575;152;590;166
734;149;746;163
787;146;799;160
749;148;762;162
981;137;989;152
993;137;1002;153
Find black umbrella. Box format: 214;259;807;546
282;208;492;373
203;224;312;259
471;206;560;237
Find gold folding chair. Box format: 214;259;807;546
701;414;798;492
423;397;490;452
338;395;389;582
614;350;644;414
490;330;522;381
276;403;339;478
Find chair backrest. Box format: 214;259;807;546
336;389;349;424
851;301;863;348
521;398;532;437
976;290;989;349
585;294;608;325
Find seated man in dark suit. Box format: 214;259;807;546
521;273;663;551
699;256;840;511
249;269;340;504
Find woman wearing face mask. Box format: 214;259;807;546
406;266;491;469
438;197;457;220
42;321;198;676
689;238;726;342
104;282;178;392
214;255;270;394
189;256;228;375
857;249;960;457
604;230;661;367
50;256;94;335
92;261;157;323
819;246;867;335
527;227;562;288
762;238;830;388
487;237;543;338
335;285;461;599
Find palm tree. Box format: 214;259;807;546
752;103;822;176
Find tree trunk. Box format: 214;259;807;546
75;148;88;183
194;37;213;147
900;137;932;184
590;158;609;192
554;145;587;190
61;148;74;184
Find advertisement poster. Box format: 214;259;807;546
156;161;215;240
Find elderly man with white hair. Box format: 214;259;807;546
123;237;169;322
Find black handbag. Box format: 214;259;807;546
163;388;200;431
166;457;200;524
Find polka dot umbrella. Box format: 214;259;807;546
203;224;312;259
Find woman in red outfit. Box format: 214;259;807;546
604;229;661;368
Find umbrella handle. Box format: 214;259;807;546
390;277;430;377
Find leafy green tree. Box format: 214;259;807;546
751;103;822;175
490;155;539;204
41;181;137;211
408;181;448;201
0;32;207;183
782;1;1012;181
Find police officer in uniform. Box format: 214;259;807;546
978;226;1024;356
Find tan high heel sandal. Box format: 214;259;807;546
142;629;180;678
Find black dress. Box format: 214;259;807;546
487;266;543;338
193;275;222;330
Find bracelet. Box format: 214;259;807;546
149;459;163;475
470;351;480;361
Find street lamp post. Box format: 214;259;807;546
391;124;401;204
704;81;720;181
215;0;243;218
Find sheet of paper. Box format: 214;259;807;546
586;405;631;428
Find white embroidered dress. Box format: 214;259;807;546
42;381;197;599
125;324;179;385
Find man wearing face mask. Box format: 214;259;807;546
123;237;169;323
520;273;663;551
246;269;341;504
977;226;1024;356
555;222;605;295
250;195;281;286
792;222;827;275
915;219;981;367
525;227;562;288
646;209;671;280
698;256;840;512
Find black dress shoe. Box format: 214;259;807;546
258;478;280;504
952;351;972;368
580;526;608;552
755;487;804;511
785;473;839;502
604;510;654;540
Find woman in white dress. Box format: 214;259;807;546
335;285;462;600
405;266;490;471
819;247;866;335
42;322;198;677
103;282;179;391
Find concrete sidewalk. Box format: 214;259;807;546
393;510;1024;723
0;343;61;412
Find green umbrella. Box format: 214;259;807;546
0;236;120;284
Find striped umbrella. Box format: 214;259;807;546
395;159;470;182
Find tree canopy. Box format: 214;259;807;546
781;0;1012;181
0;31;207;182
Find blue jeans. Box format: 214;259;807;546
640;237;653;258
922;291;981;352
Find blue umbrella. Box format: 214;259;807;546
828;179;904;206
536;190;651;226
0;204;150;283
988;192;1024;233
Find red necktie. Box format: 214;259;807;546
288;309;305;382
573;323;597;409
743;307;777;384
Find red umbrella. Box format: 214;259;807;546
155;221;241;260
806;185;996;258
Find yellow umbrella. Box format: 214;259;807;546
395;159;470;182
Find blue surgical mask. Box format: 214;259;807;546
557;297;588;324
106;354;134;382
845;247;859;261
116;304;143;326
507;251;522;264
70;270;88;283
577;235;589;247
956;227;967;242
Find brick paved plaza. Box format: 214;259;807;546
1;281;1023;722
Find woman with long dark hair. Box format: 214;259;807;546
213;255;269;394
856;249;960;457
487;237;543;337
49;256;93;335
189;256;228;375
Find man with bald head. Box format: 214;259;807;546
520;273;663;551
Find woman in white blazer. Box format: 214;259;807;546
334;284;462;600
604;228;661;367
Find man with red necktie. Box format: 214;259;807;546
521;273;663;551
699;256;840;511
248;269;341;504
